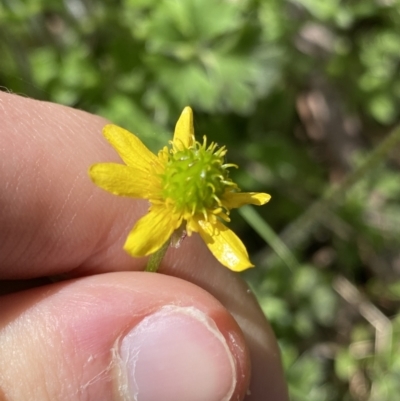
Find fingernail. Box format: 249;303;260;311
114;306;236;401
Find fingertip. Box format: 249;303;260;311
0;272;250;401
115;306;237;401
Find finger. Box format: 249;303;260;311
0;272;249;401
163;243;288;401
0;92;288;400
0;91;139;278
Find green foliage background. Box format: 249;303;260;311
2;0;400;399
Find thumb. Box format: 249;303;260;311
0;272;249;401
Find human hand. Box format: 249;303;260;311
0;92;289;401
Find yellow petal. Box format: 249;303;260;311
124;206;182;257
89;163;158;198
194;218;254;272
172;107;195;151
103;124;161;171
223;192;271;209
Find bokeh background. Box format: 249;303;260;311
2;0;400;399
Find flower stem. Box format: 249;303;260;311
145;240;170;272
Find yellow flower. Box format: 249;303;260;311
89;107;271;271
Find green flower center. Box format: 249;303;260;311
161;140;237;215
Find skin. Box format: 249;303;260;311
0;91;289;401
